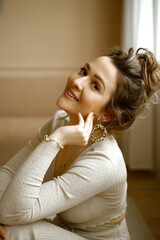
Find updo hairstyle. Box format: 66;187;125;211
104;46;160;135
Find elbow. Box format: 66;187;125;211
0;210;33;225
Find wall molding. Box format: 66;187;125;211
0;66;79;78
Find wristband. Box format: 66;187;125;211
43;135;64;149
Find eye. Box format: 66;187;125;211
80;67;87;76
92;81;100;91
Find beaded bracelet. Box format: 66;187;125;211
43;135;64;149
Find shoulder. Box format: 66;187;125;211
84;134;125;171
90;134;122;158
50;110;69;129
68;135;126;190
70;137;119;188
53;110;69;120
89;135;126;176
75;135;119;168
38;110;69;140
28;110;69;148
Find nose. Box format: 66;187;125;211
72;76;85;91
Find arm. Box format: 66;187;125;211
0;117;54;239
0;112;114;225
0;145;33;201
0;140;114;225
0;116;55;201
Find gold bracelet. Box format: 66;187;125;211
43;135;64;149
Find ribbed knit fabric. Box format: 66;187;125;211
0;110;129;239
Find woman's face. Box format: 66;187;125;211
57;56;117;121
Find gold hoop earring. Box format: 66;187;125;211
90;116;107;142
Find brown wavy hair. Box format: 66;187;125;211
103;46;160;135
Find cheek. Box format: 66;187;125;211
81;92;109;112
81;94;100;109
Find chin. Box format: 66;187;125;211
56;95;90;119
56;96;73;114
56;95;66;110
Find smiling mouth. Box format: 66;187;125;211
66;89;79;102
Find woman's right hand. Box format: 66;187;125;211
49;112;94;147
0;224;7;240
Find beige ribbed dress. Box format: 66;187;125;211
0;110;130;239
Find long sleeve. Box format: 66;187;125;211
0;140;115;225
0;145;33;200
0;116;53;201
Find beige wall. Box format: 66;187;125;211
0;0;122;117
0;0;123;165
0;0;122;69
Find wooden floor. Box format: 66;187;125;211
127;170;160;240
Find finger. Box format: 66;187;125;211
0;225;7;239
83;114;94;142
87;117;94;138
84;112;94;132
77;112;84;129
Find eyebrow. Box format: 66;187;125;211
85;63;106;90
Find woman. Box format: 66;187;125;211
0;46;160;240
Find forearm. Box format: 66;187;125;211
0;112;95;225
0;144;34;201
0;140;60;224
0;115;54;203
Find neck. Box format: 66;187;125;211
66;111;107;144
68;114;79;125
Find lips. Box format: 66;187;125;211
66;88;79;102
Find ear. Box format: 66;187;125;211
101;112;113;123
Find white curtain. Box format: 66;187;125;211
121;0;160;172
